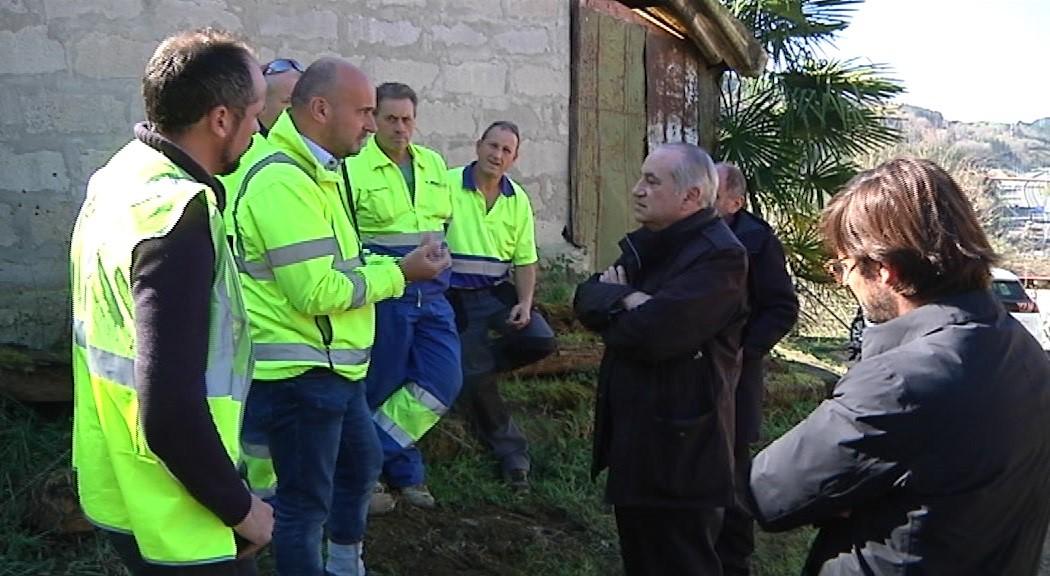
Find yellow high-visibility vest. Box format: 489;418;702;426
70;138;253;565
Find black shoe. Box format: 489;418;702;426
504;469;530;493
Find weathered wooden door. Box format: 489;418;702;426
571;5;647;269
570;2;717;270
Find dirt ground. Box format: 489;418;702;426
365;503;611;576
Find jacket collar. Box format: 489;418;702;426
134;122;225;211
462;161;515;197
861;289;1004;358
266;110;340;183
359;135;425;172
621;208;721;270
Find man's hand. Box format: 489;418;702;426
622;292;652;310
599;265;629;285
233;494;273;559
507;302;532;330
399;240;451;282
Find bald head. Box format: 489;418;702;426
715;162;747;218
259;68;300;130
289;57;376;158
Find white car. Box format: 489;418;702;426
991;267;1050;351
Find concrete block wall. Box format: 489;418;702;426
0;0;572;349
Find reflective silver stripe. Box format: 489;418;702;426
341;270;368;309
266;237;340;267
405;382;449;416
362;231;445;247
253;343;329;363
238;255;363;282
74;319;135;388
75;319;244;399
374;411;415;448
253;343;370;366
236;257;274;281
332;257;368;308
241;442;271;458
208;271;248;400
332;257;364;272
329;347;371;366
450;259;511;278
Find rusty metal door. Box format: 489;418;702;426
571;5;647;270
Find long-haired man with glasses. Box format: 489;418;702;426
750;158;1050;574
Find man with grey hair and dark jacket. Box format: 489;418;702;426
575;143;749;576
750;158;1050;575
714;162;799;576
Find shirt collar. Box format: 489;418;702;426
301;134;340;171
462;161;515;197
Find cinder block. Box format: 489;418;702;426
441;62;505;97
0;26;65;74
73;33;153;79
0;145;70;193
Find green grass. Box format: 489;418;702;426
0;337;845;576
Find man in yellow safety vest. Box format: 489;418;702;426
70;28;273;574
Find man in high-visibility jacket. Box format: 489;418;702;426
348;82;461;511
226;58;449;576
219;57;302;238
70;29;273;575
446;121;557;492
217;60;301;503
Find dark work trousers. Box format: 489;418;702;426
614;506;725;576
105;530;258;576
451;285;557;474
716;442;756;576
717;351;764;575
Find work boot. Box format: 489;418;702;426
504;469;530;493
368;483;397;516
398;484;436;508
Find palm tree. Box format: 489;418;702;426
718;0;903;281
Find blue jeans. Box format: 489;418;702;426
365;295;462;488
242;369;381;575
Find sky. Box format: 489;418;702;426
823;0;1050;124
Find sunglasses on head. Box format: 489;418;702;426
262;58;303;76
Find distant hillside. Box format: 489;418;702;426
891;105;1050;173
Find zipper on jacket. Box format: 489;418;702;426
315;316;335;370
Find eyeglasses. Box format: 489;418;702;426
824;257;859;284
262;58;303;76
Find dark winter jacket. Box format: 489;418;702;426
727;209;799;444
750;290;1050;575
574;208;749;508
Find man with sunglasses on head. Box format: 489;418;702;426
223;58;449;576
218;57;302;241
750;158;1050;575
259;58;303;136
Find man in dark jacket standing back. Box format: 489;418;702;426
750;158;1050;575
714;162;799;576
575;143;748;576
